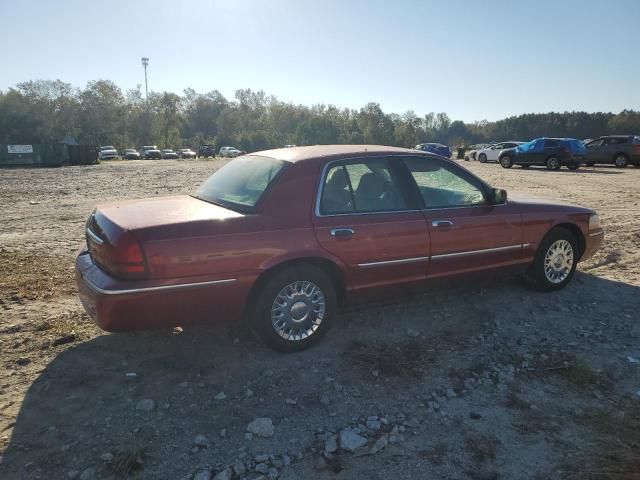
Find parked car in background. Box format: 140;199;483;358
123;149;140;160
584;135;640;167
498;138;586;170
415;143;452;158
140;145;162;160
98;146;118;160
198;145;216;158
219;146;242;158
161;149;179;159
464;143;493;161
476;142;524;163
178;148;197;159
76;145;603;352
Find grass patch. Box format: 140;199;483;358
0;250;75;301
564;399;640;479
465;431;499;463
110;446;146;475
343;340;434;377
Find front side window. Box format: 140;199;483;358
195;155;286;210
319;159;407;215
403;157;486;208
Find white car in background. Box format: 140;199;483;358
98;146;118;160
219;146;244;158
476;141;524;163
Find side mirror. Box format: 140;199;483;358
490;188;507;205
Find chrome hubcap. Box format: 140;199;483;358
548;158;559;169
615;156;626;166
271;281;325;341
501;157;509;166
544;240;574;283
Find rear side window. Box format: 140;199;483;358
608;137;630;145
319;159;407;215
544;139;560;148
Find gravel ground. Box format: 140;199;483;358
1;159;639;480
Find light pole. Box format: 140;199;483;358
141;57;149;103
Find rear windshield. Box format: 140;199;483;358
194;155;287;210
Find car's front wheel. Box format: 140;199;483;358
252;265;336;352
479;153;487;163
500;155;513;168
526;227;578;292
546;156;561;170
614;154;628;168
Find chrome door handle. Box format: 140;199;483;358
330;228;355;237
432;220;453;227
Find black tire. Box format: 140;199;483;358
478;153;487;163
546;156;561;170
499;155;513;168
567;163;580;170
526;227;578;292
251;265;336;353
613;154;628;168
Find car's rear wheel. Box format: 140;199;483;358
479;153;487;163
614;154;628;168
546;156;561;170
252;265;336;352
500;155;513;168
526;227;578;292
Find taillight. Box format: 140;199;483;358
87;219;147;280
105;231;147;278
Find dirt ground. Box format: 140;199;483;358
1;159;639;480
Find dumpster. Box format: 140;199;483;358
0;144;68;167
456;147;465;160
68;145;99;165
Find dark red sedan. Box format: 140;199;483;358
76;145;604;352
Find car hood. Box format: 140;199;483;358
508;192;594;214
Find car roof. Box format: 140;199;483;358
252;144;424;163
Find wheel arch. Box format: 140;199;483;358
244;256;348;320
546;222;586;260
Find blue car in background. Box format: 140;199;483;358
415;143;452;158
497;137;586;170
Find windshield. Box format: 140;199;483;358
195;155;287;210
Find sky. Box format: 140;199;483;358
0;0;638;122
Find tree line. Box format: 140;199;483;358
1;79;638;151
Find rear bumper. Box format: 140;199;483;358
75;249;254;332
581;229;604;261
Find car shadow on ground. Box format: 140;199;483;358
2;271;639;479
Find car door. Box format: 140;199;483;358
542;139;562;164
487;143;504;162
400;156;525;278
517;139;543;165
312;157;430;290
585;138;604;163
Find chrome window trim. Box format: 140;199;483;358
358;256;429;268
83;276;237;295
431;244;525;259
314;154;507;217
